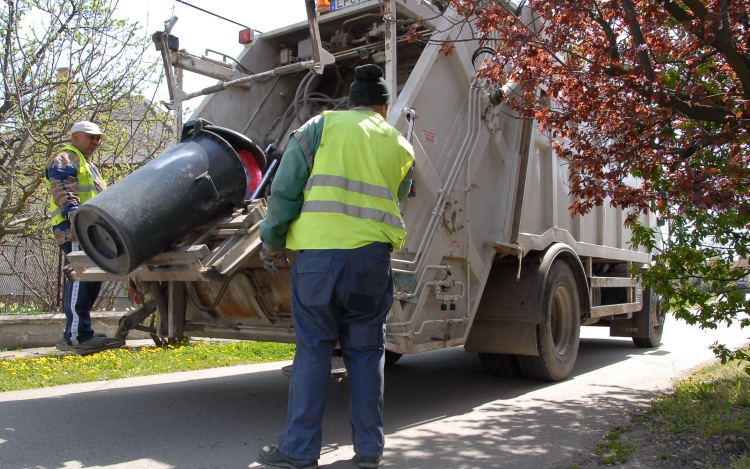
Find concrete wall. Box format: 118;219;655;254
0;312;150;350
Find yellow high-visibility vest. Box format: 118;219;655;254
286;110;413;250
45;145;105;226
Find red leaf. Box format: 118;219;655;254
439;42;456;57
404;29;424;44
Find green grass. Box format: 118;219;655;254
730;454;750;469
594;441;637;464
604;425;631;441
649;358;750;437
593;426;638;464
0;340;295;391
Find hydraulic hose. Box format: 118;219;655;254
187;269;245;312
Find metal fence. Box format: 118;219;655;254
0;239;129;314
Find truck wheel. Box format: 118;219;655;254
478;353;523;378
632;289;666;348
385;351;403;365
517;261;581;381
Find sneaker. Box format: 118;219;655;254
357;455;382;469
258;445;318;469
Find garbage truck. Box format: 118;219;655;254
65;0;666;382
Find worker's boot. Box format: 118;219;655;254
258;445;318;469
357;455;382;469
56;335;124;355
55;332;110;351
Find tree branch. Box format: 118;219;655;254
622;0;655;81
678;0;750;97
587;1;620;62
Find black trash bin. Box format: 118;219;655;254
72;119;263;276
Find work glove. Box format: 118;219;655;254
260;243;289;274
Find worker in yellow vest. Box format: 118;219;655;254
45;121;124;355
258;65;414;469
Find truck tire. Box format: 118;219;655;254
632;288;666;348
385;351;403;365
478;353;523;378
517;261;581;381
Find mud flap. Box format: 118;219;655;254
610;288;658;339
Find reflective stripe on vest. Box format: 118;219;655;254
301;200;406;230
46;145;104;226
77;184;98;193
304;174;394;201
286;110;414;251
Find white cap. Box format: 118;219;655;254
70;121;103;135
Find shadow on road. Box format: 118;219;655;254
0;335;660;469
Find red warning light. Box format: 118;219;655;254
239;28;254;45
317;0;330;13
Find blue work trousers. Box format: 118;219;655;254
61;242;102;345
278;242;393;461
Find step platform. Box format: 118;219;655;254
282;355;348;381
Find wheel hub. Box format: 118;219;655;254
551;286;575;355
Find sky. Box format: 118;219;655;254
113;0;309;105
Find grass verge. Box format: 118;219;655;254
579;353;750;467
648;358;750;437
0;340;295;392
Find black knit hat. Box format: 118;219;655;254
348;64;390;106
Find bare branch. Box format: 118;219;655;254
680;0;750;96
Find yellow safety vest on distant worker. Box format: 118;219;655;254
286;110;413;251
46;145;105;226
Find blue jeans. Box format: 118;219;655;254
61;241;102;345
278;242;393;461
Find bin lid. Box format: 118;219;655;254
182;119;267;171
205;125;267;171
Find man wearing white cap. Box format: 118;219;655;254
44;121;124;354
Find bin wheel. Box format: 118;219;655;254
385;351;403;366
478;353;523;378
517;261;581;381
633;289;667;348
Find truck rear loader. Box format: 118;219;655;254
66;0;666;382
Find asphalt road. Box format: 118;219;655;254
1;316;747;469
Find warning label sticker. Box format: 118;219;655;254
333;0;369;10
421;129;438;144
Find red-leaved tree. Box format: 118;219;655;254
439;0;750;364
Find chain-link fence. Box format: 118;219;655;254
0;239;129;314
